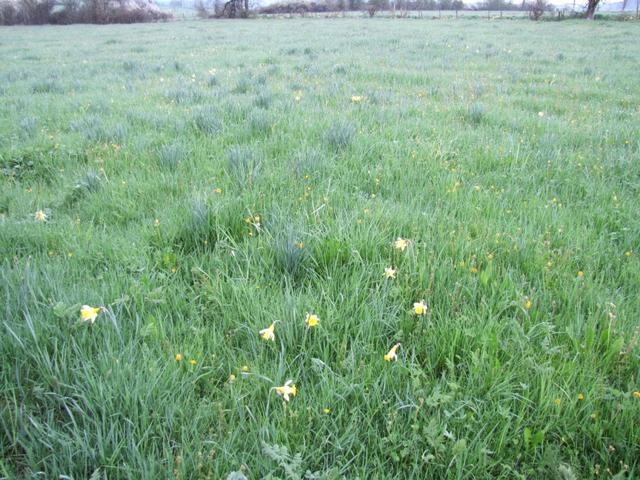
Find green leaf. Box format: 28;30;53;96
452;438;467;456
523;427;532;450
52;302;66;318
532;430;544;447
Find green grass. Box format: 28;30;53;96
1;17;639;479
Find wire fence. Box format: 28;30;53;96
167;4;640;20
257;8;639;19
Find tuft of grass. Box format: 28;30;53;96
31;77;62;94
225;145;262;187
193;106;222;135
272;222;308;281
19;116;39;138
157;143;186;170
254;90;272;109
293;147;324;177
232;77;253;94
325;120;355;149
206;74;218;87
165;85;203;104
247;110;272;136
63;169;102;207
466;102;486;124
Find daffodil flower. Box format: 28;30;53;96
80;305;102;323
305;313;319;328
384;343;401;361
384;267;396;279
259;322;276;342
274;380;297;402
34;210;47;222
394;237;409;251
413;301;427;316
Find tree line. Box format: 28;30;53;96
0;0;171;24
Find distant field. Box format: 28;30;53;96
1;18;639;479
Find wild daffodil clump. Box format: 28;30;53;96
1;18;639;479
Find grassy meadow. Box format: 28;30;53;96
1;17;640;479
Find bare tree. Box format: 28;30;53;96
528;0;546;19
584;0;599;18
18;0;55;23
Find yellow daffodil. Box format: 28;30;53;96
229;374;236;383
189;359;197;366
625;250;632;257
524;299;532;310
305;313;319;328
554;398;561;406
394;237;409;251
214;187;222;194
175;353;183;362
274;380;297;402
34;210;47;222
259;322;276;342
577;393;584;401
633;391;640;399
323;407;331;414
350;95;363;103
241;365;250;372
413;301;427;316
577;271;584;278
384;267;396;279
80;305;101;323
384;343;401;361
